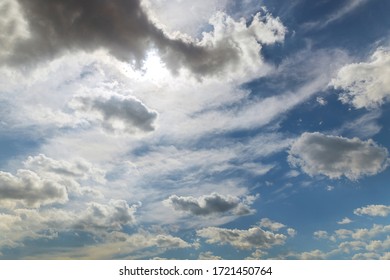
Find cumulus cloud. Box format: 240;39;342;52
297;249;327;260
287;228;297;237
313;230;330;240
197;226;287;250
4;0;285;78
338;217;353;225
288;132;389;180
70;93;158;134
354;205;390;217
331;47;390;109
198;251;222;260
164;192;256;216
0;169;68;208
259;218;286;232
76;200;139;231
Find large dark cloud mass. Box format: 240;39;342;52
3;0;232;75
2;0;285;76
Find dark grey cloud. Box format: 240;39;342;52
288;132;389;180
3;0;285;77
71;93;158;134
0;169;68;208
164;192;254;216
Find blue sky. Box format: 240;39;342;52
1;0;390;260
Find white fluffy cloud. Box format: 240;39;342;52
288;132;388;180
70;93;158;134
0;169;68;208
260;218;286;232
164;192;256;216
197;225;287;250
331;47;390;109
354;205;390;217
338;217;353;225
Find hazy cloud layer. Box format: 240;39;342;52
164;192;255;216
24;154;105;182
354;205;390;217
197;225;287;250
4;0;285;78
331;47;390;109
288;132;388;180
0;169;68;208
71;93;158;134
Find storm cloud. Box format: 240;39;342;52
3;0;286;77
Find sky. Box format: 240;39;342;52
0;0;390;260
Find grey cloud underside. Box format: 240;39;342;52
71;94;158;133
0;170;68;207
197;226;287;250
6;0;264;76
288;132;389;180
165;193;254;216
75;200;138;231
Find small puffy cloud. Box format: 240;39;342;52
288;132;389;180
164;192;256;216
260;218;286;232
76;200;139;231
198;251;222;260
354;205;390;217
285;170;300;178
197;226;287;250
298;249;326;260
338;217;353;225
0;169;68;208
314;230;330;240
152;234;191;249
316;96;327;106
287;228;297;237
335;229;354;239
331;47;390;109
70;93;158;134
